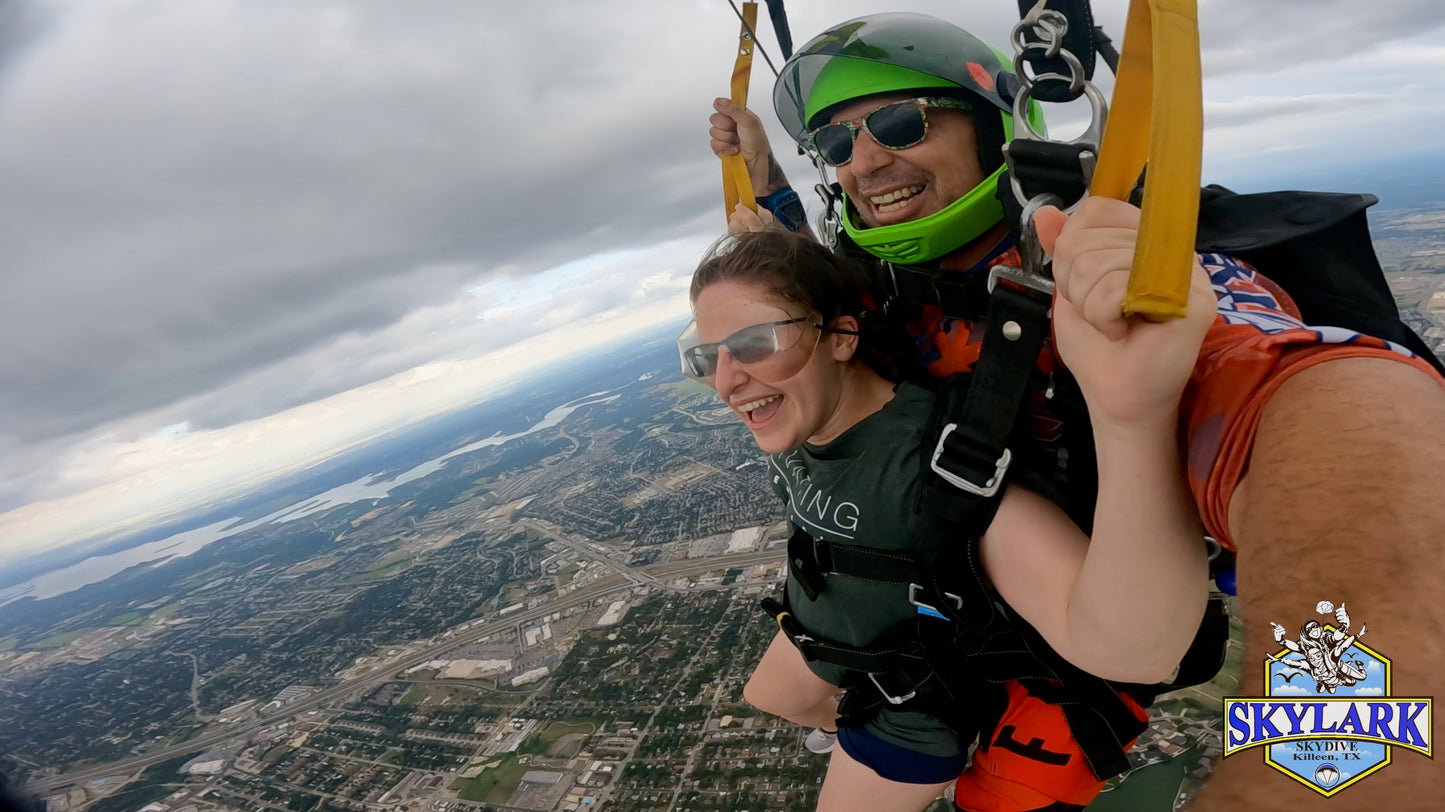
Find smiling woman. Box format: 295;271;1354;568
682;231;908;453
681;227;1217;812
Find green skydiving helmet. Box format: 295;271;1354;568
774;12;1045;264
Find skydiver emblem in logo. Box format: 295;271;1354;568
1223;599;1433;797
1268;601;1368;694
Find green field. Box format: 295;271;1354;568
0;635;18;653
533;720;597;743
1087;747;1202;811
33;628;91;649
452;755;528;804
518;719;597;755
175;563;227;587
397;683;432;706
357;556;413;581
107;611;147;626
84;755;197;812
150;602;185;621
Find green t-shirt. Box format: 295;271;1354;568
768;381;971;758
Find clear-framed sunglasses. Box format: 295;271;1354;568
678;315;856;382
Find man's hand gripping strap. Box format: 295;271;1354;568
720;2;758;219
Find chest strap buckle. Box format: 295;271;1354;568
908;583;963;620
867;671;918;705
931;423;1012;497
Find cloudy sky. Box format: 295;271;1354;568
3;0;1445;571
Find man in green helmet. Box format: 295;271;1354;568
710;11;1445;812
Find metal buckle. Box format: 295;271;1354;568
908;583;962;616
988;263;1054;296
930;424;1011;498
867;672;917;706
813;536;837;576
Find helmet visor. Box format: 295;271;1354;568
774;12;1012;141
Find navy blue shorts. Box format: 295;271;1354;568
837;725;968;785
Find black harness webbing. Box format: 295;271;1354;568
882;262;991;322
762;0;793;59
914;271;1055;628
764;261;1230;781
786;526;916;600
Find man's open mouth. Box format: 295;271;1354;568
870;184;924;214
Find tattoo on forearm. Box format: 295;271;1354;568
767;155;786;188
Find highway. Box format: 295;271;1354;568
24;548;782;795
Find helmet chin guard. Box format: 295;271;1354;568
841;164;1009;264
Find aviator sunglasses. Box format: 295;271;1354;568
678;316;857;381
807;96;971;167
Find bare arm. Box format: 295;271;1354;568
981;421;1209;684
1195;356;1445;810
979;199;1213;684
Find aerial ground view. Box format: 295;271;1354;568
4;0;1445;807
2;191;1443;811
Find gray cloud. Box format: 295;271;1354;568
1203;91;1389;129
0;0;724;447
1198;0;1445;76
2;0;1442;521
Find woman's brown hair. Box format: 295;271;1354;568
690;230;920;382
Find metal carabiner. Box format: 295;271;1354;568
1003;0;1111;221
1016;194;1065;279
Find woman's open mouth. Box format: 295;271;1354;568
737;394;782;428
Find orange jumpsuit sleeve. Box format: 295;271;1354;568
1180;253;1445;549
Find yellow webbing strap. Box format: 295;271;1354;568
722;1;759;219
1088;0;1202;320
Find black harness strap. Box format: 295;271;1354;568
1004;140;1093;209
786;526;824;600
762;0;793;59
1020;677;1145;779
762;595;1003;724
883;262;991;321
1000;139;1097;231
788;527;919;599
1160;593;1230;689
915;271;1055;627
761;595;928;679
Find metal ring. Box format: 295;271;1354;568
1018;193;1065;276
1013;24;1065;61
1013;46;1087;96
1016;10;1070;53
1037;10;1070;30
1013;23;1064;60
1020;193;1065;227
1010;75;1109;147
